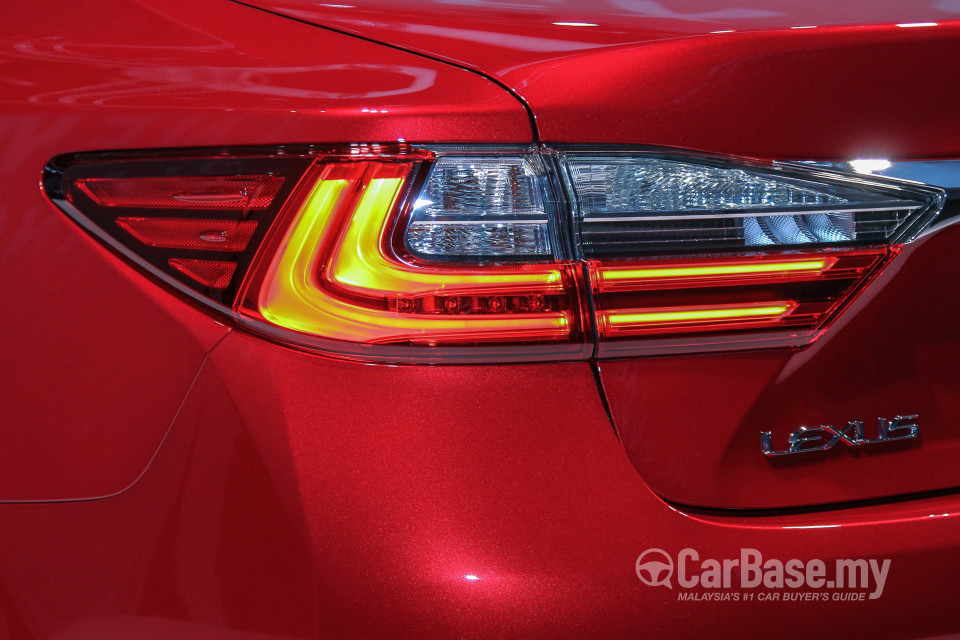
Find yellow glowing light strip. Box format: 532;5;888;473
259;178;348;333
259;172;570;343
607;303;793;325
600;259;830;282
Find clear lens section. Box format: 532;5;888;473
404;155;553;259
570;159;849;212
566;156;925;257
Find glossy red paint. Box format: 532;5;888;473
242;0;960;74
2;0;960;636
250;0;960;159
518;24;960;159
1;0;530;150
1;331;959;637
601;224;960;510
0;0;529;501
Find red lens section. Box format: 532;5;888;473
50;151;312;307
75;176;284;209
168;258;238;289
590;248;892;353
115;218;258;251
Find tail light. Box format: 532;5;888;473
560;151;940;355
44;145;944;362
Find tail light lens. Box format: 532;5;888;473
565;155;926;255
44;145;944;362
557;151;940;355
587;248;892;356
248;158;583;352
45;152;312;308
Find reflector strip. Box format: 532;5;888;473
168;258;237;288
75;176;284;209
116;217;257;251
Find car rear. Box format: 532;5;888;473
2;0;960;638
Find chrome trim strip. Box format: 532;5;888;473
584;205;920;223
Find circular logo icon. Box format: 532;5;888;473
635;548;674;588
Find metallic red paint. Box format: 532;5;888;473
598;224;960;509
250;0;960;159
516;24;960;159
0;167;229;501
603;216;960;509
241;0;960;74
0;0;530;501
1;330;959;637
2;0;530;150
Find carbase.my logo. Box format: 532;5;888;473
635;548;891;601
635;548;674;588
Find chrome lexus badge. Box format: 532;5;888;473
761;415;919;457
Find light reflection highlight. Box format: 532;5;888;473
849;158;892;174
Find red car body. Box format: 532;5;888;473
2;0;960;637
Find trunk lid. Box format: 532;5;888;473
240;0;960;157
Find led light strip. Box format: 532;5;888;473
606;302;795;326
595;257;840;297
259;163;572;345
600;258;836;280
600;258;831;282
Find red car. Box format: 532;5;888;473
3;0;960;637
